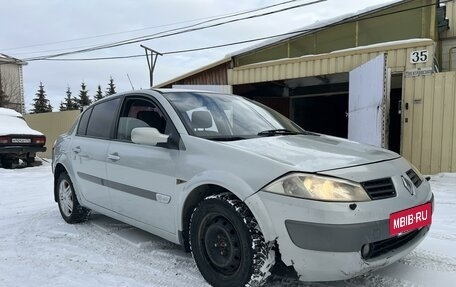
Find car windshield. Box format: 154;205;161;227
163;91;305;140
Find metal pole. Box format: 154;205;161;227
140;45;162;87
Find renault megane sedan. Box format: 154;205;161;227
52;89;433;287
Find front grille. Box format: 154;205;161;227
363;229;422;259
406;169;423;188
361;178;396;200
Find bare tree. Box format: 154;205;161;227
0;67;22;112
0;75;9;107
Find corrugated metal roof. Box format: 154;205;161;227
156;0;412;87
227;0;406;58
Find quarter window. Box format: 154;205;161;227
76;107;92;136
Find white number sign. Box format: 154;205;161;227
410;50;429;64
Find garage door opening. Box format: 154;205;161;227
388;74;403;154
233;66;402;153
292;93;348;138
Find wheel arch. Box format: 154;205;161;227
54;163;68;202
178;180;276;253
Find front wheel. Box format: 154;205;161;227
190;193;274;287
57;172;90;223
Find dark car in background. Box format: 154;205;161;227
0;108;46;168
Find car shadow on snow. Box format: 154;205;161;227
88;213;386;287
0;158;43;169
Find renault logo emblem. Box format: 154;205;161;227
401;176;415;196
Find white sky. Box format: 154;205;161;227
0;0;390;112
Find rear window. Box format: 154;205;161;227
86;98;120;139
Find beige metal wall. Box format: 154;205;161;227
228;40;434;85
402;71;456;174
23;110;80;159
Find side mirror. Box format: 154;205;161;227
131;127;169;146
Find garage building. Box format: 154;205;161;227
157;0;456;174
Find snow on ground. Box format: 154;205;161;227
0;162;455;287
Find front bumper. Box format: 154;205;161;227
245;157;433;281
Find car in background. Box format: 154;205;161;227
0;108;46;168
52;89;433;287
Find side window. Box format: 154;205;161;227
86;98;121;139
76;107;92;136
116;98;169;141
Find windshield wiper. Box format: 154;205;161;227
257;129;318;137
206;136;248;141
257;129;300;136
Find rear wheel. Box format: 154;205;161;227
190;193;274;287
57;172;90;223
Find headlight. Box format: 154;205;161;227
263;173;371;202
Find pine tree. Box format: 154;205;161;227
105;76;116;96
94;85;104;101
78;82;92;107
60;87;78;111
31;82;52;113
59;101;66;111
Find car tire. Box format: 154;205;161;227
26;157;35;167
1;158;13;169
190;193;275;287
57;172;90;224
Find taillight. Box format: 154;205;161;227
0;136;10;144
32;136;46;145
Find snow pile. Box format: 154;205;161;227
0;163;455;287
0;108;22;117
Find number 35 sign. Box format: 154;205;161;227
410;50;429;64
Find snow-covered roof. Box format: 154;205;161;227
0;107;23;117
227;0;404;57
0;108;44;136
157;0;408;87
0;53;27;65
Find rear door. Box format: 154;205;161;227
106;95;179;234
348;54;389;147
69;98;121;209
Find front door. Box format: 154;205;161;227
106;96;179;234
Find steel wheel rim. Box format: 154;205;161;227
59;179;73;217
200;214;242;276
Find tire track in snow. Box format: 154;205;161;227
399;249;456;272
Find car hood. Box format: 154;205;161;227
221;134;400;172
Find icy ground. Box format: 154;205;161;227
0;162;455;287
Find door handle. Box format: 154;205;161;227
107;153;120;161
72;146;81;154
